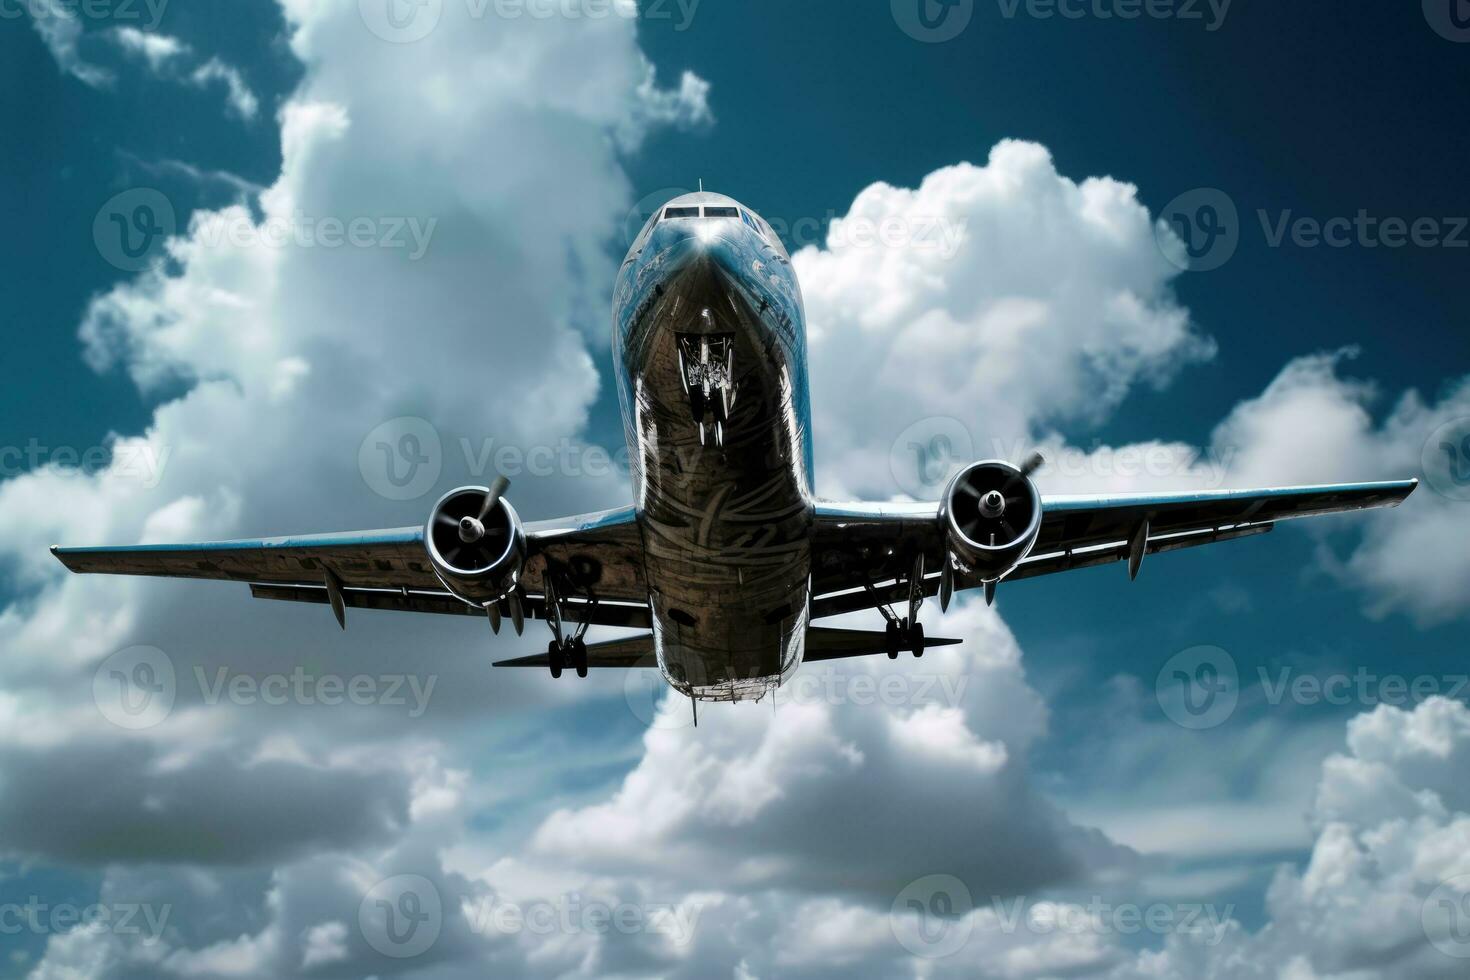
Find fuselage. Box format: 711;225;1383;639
612;192;814;702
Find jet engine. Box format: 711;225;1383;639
939;459;1043;582
424;480;526;605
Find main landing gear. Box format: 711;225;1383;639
868;553;929;659
543;575;593;679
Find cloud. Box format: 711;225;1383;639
796;139;1215;500
1207;350;1470;625
1096;697;1470;978
189;58;260;121
29;0;114;87
533;603;1133;903
111;26;188;71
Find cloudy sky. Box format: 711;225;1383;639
2;1;1469;977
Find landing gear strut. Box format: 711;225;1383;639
868;553;928;659
543;575;593;678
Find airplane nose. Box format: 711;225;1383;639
647;221;743;285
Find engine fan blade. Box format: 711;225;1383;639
1019;452;1045;478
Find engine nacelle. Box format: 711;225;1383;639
939;460;1043;582
424;486;527;605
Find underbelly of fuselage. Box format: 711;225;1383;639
616;239;813;701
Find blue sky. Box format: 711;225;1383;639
2;1;1469;977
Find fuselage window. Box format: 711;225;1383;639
665;206;700;219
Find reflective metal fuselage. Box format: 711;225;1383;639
612;194;814;701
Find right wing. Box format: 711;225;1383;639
810;479;1418;617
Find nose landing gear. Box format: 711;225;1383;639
678;330;735;448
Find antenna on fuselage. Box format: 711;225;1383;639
698;178;704;193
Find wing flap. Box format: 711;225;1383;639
249;583;652;629
811;520;1275;619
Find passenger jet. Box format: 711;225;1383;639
53;192;1418;706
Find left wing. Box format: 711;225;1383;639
810;479;1417;618
52;506;648;628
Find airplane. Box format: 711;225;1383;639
53;190;1418;709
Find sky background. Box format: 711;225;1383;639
1;1;1469;977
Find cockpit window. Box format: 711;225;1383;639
664;206;700;219
704;206;739;218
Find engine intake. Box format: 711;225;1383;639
940;460;1042;581
424;486;526;605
